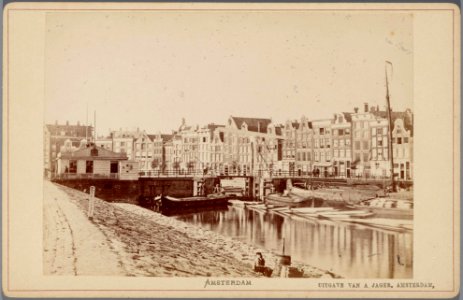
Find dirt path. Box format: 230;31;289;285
44;181;336;278
43;181;126;275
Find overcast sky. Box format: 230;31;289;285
45;11;413;136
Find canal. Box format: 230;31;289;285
174;205;413;279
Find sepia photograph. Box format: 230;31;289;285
3;2;459;298
43;8;413;279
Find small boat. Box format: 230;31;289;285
221;186;244;197
228;199;261;207
161;193;230;211
264;193;316;208
348;198;413;220
317;209;373;220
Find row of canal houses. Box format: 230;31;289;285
46;103;413;180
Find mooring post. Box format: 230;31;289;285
88;186;95;220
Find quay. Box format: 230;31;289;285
44;180;336;278
51;170;411;204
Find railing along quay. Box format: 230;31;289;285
137;169;399;181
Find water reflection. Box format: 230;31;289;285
175;205;413;279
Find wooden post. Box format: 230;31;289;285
88;186;95;220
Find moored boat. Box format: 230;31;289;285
317;210;374;220
161;193;230;211
264;193;320;208
348;198;413;220
289;185;381;208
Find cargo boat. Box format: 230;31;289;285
347;198;413;220
264;193;323;208
289;186;380;207
161;194;230;212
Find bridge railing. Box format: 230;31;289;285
52;173;120;180
137;169;398;181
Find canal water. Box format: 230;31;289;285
174;205;413;279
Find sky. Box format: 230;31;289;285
45;10;413;136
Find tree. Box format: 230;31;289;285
231;160;238;174
187;161;195;173
173;161;180;174
151;158;160;170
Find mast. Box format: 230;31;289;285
385;61;396;192
85;103;88;142
94;110;96;143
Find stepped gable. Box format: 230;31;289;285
372;110;413;136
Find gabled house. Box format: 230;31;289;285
56;145;138;180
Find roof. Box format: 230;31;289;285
59;146;128;161
46;123;92;138
372;110;413;136
161;134;174;141
342;112;352;123
232;117;272;133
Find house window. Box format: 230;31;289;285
69;160;77;173
355;141;360;150
110;161;118;173
397;138;402;144
363;153;369;162
319;128;325;135
404;137;409;143
377;128;383;135
86;161;93;173
362;141;369;150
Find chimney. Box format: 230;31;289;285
370;106;375;113
364;103;369;113
333;114;338;121
66;120;69;126
377;105;380;112
354;107;359;113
